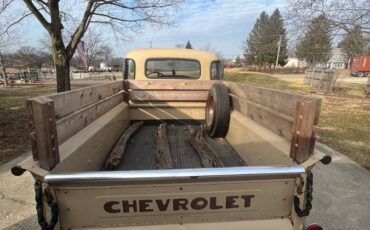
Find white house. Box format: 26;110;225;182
284;57;306;68
316;48;348;69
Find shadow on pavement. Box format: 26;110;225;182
3;215;38;230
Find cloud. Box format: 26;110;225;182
10;0;286;59
116;0;286;58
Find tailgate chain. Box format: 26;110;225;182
35;180;59;230
294;171;313;217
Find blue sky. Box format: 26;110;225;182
17;0;286;59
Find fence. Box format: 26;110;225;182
71;71;122;80
304;69;336;90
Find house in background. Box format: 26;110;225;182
316;48;348;69
284;57;306;68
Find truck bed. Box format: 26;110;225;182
114;120;245;170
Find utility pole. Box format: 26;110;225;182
275;35;281;69
0;49;8;86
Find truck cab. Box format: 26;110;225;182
123;48;223;80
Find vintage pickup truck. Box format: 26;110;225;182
12;49;330;230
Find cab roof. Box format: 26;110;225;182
125;48;220;62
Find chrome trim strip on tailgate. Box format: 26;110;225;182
45;166;305;184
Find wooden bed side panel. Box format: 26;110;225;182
53;102;130;173
129;90;208;102
231;95;293;141
27;97;60;170
47;80;124;118
224;81;321;119
56;91;124;144
225;81;322;164
128;80;221;90
226;110;293;166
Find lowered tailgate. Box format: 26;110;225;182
45;166;303;229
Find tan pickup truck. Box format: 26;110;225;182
12;48;330;230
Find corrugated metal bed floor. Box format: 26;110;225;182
114;120;245;170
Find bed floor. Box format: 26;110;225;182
114;120;245;170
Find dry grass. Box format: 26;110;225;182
225;70;370;169
0;85;56;164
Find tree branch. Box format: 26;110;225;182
1;11;33;37
66;0;96;59
22;0;50;31
0;0;16;14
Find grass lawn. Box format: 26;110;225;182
0;85;57;164
225;70;370;169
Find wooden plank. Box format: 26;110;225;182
25;100;38;160
128;80;221;90
56;91;124;144
104;121;144;170
129;107;205;120
189;125;224;168
29;132;38;161
290;100;317;163
231;95;294;141
46;80;123;118
224;81;317;117
129;90;208;101
129;101;206;108
155;123;174;169
31;97;60;170
122;80;129;103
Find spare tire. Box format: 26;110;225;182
205;83;230;138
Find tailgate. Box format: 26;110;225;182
45;166;304;229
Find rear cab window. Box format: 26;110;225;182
146;59;201;79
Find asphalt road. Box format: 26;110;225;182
0;143;369;229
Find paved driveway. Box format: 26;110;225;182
0;144;369;229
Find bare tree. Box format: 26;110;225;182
95;45;113;63
0;1;20;87
82;28;104;67
1;0;181;92
285;0;370;44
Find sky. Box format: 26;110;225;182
15;0;286;59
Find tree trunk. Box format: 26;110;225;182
0;67;7;87
51;34;71;92
54;57;71;92
0;50;8;87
